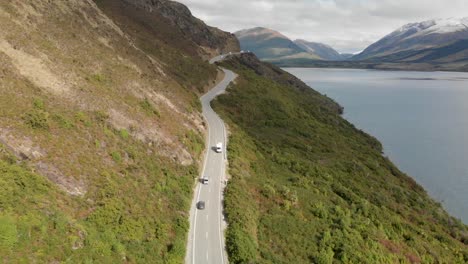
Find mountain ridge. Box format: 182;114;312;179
275;17;468;71
294;39;344;61
100;0;239;58
235;27;346;62
235;27;311;59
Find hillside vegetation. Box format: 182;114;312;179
214;54;468;263
0;0;237;262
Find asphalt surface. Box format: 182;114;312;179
185;55;238;264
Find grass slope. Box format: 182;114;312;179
0;99;200;263
213;54;468;263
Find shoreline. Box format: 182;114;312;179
271;60;468;73
285;67;468;224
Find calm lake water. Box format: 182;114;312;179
286;68;468;223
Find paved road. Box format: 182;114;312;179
209;52;246;64
185;56;237;264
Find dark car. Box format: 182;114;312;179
197;201;206;210
201;177;209;185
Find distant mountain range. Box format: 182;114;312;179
234;27;348;62
238;18;468;71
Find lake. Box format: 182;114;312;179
286;68;468;224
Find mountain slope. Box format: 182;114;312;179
365;39;468;64
235;27;347;65
215;53;468;263
105;0;239;58
235;27;313;60
353;17;468;61
0;0;237;262
294;39;344;61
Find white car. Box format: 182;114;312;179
215;142;223;153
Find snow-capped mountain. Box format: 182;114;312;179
353;17;468;61
402;17;468;35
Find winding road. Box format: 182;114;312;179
185;54;238;264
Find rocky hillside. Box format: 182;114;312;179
102;0;239;58
0;0;237;262
353;17;468;62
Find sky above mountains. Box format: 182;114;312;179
176;0;468;53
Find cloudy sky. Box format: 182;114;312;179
177;0;468;53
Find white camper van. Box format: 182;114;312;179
215;142;223;153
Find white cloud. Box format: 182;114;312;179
176;0;468;53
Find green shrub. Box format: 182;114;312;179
311;202;329;219
94;111;109;124
110;151;122;163
315;247;334;264
23;109;50;129
261;183;276;198
87;73;107;84
75;111;92;126
103;127;113;137
140;98;160;117
119;129;129;139
52;114;74;129
226;225;257;264
33;98;45;110
183;130;204;156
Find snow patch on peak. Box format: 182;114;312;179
396;17;468;36
426;17;468;34
397;20;435;33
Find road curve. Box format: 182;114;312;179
185;56;237;264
